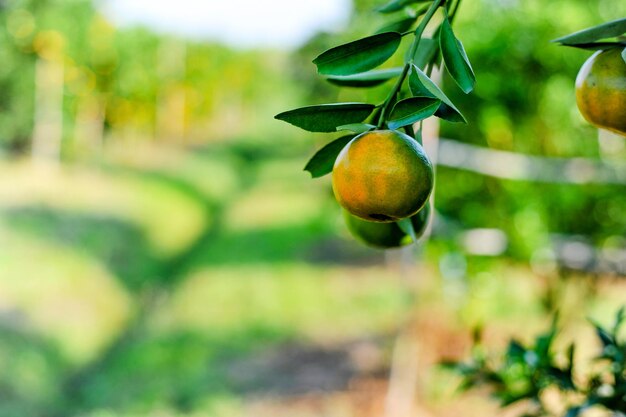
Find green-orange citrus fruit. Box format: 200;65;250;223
575;47;626;137
344;203;431;249
332;129;434;222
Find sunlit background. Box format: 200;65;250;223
1;0;626;416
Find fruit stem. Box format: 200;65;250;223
416;121;424;145
376;0;445;129
377;65;410;128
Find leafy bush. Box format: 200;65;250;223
445;307;626;417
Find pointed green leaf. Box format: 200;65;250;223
409;64;466;123
440;13;475;94
388;97;440;129
397;217;417;243
413;37;439;68
553;18;626;45
565;401;597;417
506;340;526;359
500;389;538;407
376;17;416;34
376;0;430;14
304;135;354;178
547;365;576;390
591;321;614;348
336;123;376;133
566;343;575;380
435;102;466;123
534;314;559;359
313;32;402;76
614;305;626;334
565;406;585;417
326;67;403;88
275;103;375;132
558;42;626;51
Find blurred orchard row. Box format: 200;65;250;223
0;0;293;157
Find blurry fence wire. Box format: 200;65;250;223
438;138;626;185
436;136;626;277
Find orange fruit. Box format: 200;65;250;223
344;202;431;248
332;129;434;222
575;47;626;137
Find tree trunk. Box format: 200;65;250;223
32;56;64;164
156;38;187;143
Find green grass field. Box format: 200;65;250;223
0;142;623;417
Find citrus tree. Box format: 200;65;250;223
276;0;474;247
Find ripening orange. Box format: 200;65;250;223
332;129;434;222
575;47;626;137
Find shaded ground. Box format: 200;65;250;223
226;338;389;396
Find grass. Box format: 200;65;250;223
0;144;417;416
0;143;622;417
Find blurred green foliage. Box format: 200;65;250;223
438;1;626;261
446;308;626;416
0;0;301;154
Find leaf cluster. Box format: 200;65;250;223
274;0;476;178
554;18;626;63
444;307;626;417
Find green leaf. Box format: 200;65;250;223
376;17;416;34
565;406;585;417
397;217;417;243
376;0;430;14
313;32;402;76
304;135;354;178
591;320;614;348
388;97;440;129
558;42;626;51
435;102;467;123
565;401;597;417
500;389;538;407
439;13;475;94
326;67;403;88
547;365;576;390
409;64;466;123
506;340;526;360
535;315;559;359
567;343;575;368
553;18;626;45
413;37;439;68
614;305;626;335
336;123;376;133
275;103;375;132
439;360;463;370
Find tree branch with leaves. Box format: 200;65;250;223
275;0;475;247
